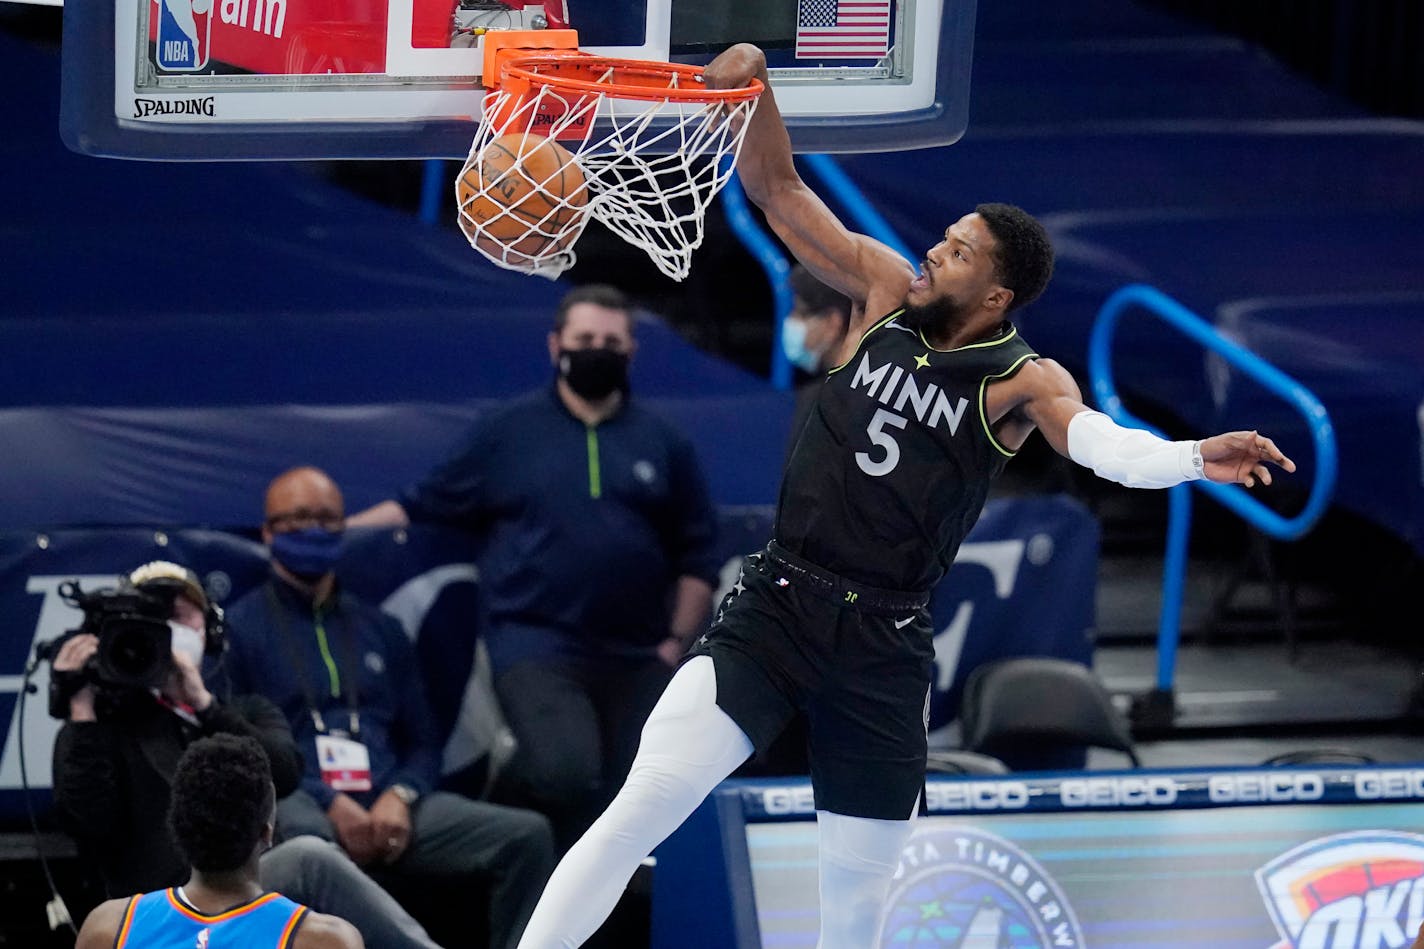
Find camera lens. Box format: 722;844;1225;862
97;616;173;689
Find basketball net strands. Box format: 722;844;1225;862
457;30;763;281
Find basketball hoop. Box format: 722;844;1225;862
457;33;763;281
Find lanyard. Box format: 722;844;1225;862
266;584;361;737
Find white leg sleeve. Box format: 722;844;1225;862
815;810;917;949
516;656;754;949
1066;410;1204;489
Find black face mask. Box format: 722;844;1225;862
558;347;629;400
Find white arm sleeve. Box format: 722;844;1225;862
1066;410;1204;489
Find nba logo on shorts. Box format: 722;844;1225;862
155;0;211;71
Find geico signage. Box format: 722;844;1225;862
759;786;817;817
925;781;1031;812
1208;772;1325;803
1355;770;1424;801
1059;776;1179;808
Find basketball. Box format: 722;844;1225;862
456;133;588;262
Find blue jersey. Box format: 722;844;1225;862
116;888;308;948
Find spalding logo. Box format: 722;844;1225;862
879;826;1085;948
1256;830;1424;949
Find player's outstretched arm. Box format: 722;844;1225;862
1002;359;1296;490
704;44;912;325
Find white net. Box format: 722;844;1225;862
456;61;759;281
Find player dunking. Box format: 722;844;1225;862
76;734;363;949
515;43;1297;949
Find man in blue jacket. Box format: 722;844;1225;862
348;283;721;850
225;465;555;949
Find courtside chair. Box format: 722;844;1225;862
960;657;1141;772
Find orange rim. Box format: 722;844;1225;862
500;54;764;105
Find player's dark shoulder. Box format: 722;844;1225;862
826;309;915;373
74;896;133;949
291;909;365;949
996;320;1036;356
982;324;1039;381
863;309;912;336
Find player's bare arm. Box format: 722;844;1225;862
985;358;1085;454
75;897;129;949
295;910;366;949
988;359;1297;489
704;44;912;333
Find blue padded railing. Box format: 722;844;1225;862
720;168;794;390
1089;284;1338;718
723;154;919;390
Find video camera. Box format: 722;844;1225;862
39;579;177;717
38;561;227;720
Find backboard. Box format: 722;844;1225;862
59;0;977;160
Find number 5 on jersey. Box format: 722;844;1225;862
856;408;909;477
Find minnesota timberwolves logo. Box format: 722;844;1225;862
879;826;1085;948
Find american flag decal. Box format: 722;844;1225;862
795;0;892;60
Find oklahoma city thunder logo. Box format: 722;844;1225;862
1256;830;1424;948
155;0;212;71
879;826;1085;948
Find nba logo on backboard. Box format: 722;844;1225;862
155;0;211;71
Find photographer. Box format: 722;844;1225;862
49;560;447;949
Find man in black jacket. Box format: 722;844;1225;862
347;285;721;853
49;560;446;949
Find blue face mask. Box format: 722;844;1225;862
269;527;344;580
781;317;822;373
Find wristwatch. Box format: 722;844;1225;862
389;783;420;807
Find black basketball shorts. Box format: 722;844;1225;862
685;546;934;821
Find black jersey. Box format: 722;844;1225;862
775;310;1038;593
